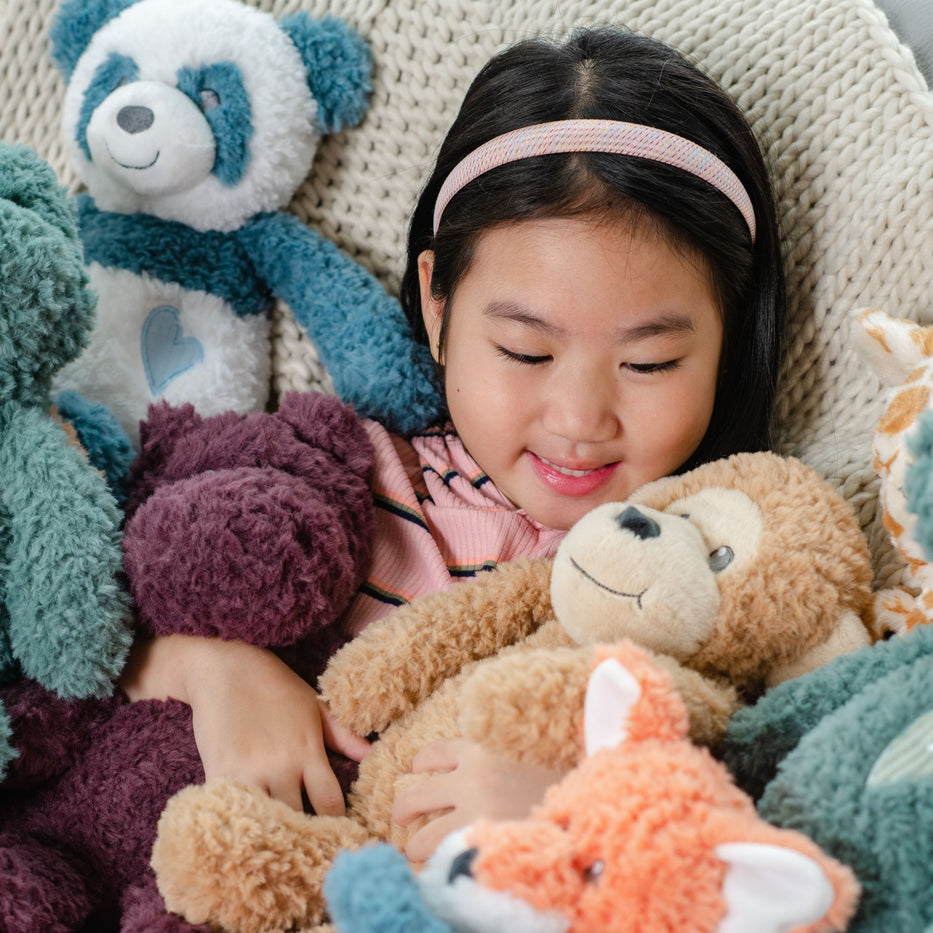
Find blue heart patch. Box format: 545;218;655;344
141;305;205;395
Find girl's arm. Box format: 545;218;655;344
119;634;369;814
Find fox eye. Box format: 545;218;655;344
709;545;734;572
583;859;605;884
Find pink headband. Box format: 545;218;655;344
433;119;757;242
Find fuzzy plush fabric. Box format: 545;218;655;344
0;686;210;933
55;389;136;504
326;843;454;933
907;407;933;557
0;141;132;774
0;389;375;933
47;0;440;462
851;310;933;636
723;624;933;933
123;390;375;652
328;644;859;933
152;451;874;933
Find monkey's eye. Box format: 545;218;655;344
583;860;605;884
709;545;734;572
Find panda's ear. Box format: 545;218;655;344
280;13;372;134
49;0;139;81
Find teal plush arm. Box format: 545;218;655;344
0;403;132;697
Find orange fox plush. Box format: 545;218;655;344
417;641;861;933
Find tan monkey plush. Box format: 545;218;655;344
151;451;874;933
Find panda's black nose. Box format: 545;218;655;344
615;506;660;540
117;105;154;134
448;847;477;883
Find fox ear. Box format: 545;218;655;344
583;658;642;756
715;843;835;933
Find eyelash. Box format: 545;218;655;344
625;360;681;374
496;347;551;366
496;347;681;374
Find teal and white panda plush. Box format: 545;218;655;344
49;0;441;471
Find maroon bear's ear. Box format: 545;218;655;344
124;401;203;518
276;391;374;479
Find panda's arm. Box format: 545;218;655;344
239;211;443;435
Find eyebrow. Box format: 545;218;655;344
483;302;696;343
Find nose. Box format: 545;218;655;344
117;105;154;134
447;847;477;883
543;365;619;443
615;506;660;539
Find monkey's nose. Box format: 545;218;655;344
615;506;660;540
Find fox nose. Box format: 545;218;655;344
448;847;478;883
117;105;154;134
615;506;660;540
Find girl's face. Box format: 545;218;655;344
419;215;723;531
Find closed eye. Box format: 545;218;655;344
624;360;681;374
496;346;551;366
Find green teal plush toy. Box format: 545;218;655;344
724;624;933;932
0;142;133;776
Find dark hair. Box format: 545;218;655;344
399;28;786;467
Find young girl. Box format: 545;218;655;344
121;26;785;864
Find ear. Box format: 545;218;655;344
280;13;372;134
850;307;933;387
715;843;836;933
583;658;642;756
418;251;445;364
49;0;139;81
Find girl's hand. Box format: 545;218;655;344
391;737;566;865
119;634;369;814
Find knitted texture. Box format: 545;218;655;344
4;0;932;584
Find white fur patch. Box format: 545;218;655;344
53;264;270;446
419;832;571;933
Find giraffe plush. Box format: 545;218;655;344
852;308;933;636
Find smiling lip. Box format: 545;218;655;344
530;453;619;497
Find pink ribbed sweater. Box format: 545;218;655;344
341;420;566;638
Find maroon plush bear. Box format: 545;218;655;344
0;391;375;933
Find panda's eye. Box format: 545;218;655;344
115;75;130;89
709;545;734;572
199;88;221;111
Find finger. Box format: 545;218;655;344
302;761;347;818
319;703;371;762
392;774;455;827
404;813;459;864
409;738;464;774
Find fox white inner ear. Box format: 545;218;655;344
583;658;642;756
715;843;835;933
